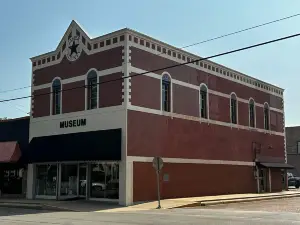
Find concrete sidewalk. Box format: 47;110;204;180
0;190;300;212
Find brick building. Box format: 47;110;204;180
286;126;300;176
25;20;289;205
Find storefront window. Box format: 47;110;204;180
35;164;57;196
60;164;78;197
90;163;119;199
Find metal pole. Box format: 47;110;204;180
156;170;161;209
156;158;161;209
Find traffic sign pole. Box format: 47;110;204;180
153;157;163;209
156;158;161;209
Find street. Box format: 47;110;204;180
2;198;300;225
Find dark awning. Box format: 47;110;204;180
0;141;21;163
28;129;121;163
257;162;294;169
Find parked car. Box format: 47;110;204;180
288;173;300;188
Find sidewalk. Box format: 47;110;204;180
0;190;299;212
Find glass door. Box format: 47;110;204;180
59;164;78;199
78;164;87;198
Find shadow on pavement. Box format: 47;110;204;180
0;199;124;215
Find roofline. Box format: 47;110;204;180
0;116;30;123
29;22;284;91
125;28;284;91
30;21;128;61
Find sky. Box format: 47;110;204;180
0;0;300;126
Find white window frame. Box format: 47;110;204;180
199;83;209;119
249;98;256;128
230;92;238;124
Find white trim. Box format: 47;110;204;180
130;66;284;113
248;98;256;128
199;83;209;119
127;156;255;167
230;92;238;125
123;34;132;206
127;104;284;136
31;23;283;96
32;42;124;72
31;105;125;123
33;66;123;91
128;36;283;97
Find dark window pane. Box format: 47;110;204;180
52;79;61;115
231;98;237;124
264;107;270;130
88;77;98;109
162;77;171;112
200;90;207;118
249;103;255;128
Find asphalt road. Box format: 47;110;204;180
0;206;300;224
209;196;300;213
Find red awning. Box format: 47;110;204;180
0;141;21;163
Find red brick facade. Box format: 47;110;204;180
128;44;285;201
30;22;286;204
32;48;124;118
133;162;256;202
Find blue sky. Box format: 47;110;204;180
0;0;299;126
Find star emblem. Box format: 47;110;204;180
66;36;82;61
69;41;79;56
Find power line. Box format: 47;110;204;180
0;31;299;104
1;13;299;95
0;100;29;114
0;85;31;94
180;13;300;49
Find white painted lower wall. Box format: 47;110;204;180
28;105;129;205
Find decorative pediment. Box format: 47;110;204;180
31;20;126;68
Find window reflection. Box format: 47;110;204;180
90;163;119;199
60;164;78;196
35;164;57;196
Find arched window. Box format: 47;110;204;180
264;103;270;130
230;93;238;124
87;71;98;109
200;84;208;119
52;79;61;115
249;98;255;128
162;73;171;112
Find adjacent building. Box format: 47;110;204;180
286;126;300;176
0;117;29;197
14;20;290;205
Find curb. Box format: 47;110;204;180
0;202;75;212
179;194;300;208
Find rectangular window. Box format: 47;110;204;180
88;77;98;109
200;90;207;118
231;99;237;124
162;81;171;112
35;164;58;196
53;87;61;115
